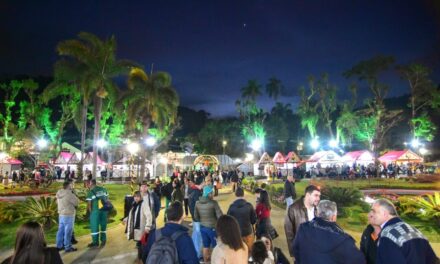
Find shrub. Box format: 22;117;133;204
19;196;58;230
358;212;369;225
0;202;21;223
413;174;440;184
321;186;363;208
412;192;440;225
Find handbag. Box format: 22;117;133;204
216;181;223;189
269;225;279;240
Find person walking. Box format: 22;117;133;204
125;191;152;264
283;175;296;209
227;187;257;252
293;200;365;264
182;177;190;217
360;211;381;264
256;190;272;239
284;185;320;257
56;181;79;252
2;222;63;264
194;185;223;263
86;179;109;248
231;171;239;193
142;201;199;264
370;199;438;264
172;178;184;204
211;215;248;264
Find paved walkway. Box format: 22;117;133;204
1;185;439;263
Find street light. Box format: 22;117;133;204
310;139;319;150
250;139;263;152
419;147;428;155
127;142;140;155
145;137;157;147
222;140;227;155
37;138;48;149
411;139;420;148
329;139;338;148
96;139;108;148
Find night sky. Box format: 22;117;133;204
1;0;439;116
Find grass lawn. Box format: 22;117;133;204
0;183;133;251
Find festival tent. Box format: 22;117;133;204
284;151;302;174
272;152;287;176
306;150;341;171
340;150;375;166
255;152;273;176
112;156;152;178
378;149;423;165
0;158;23;175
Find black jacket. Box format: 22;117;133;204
360;225;378;264
293;217;365;264
284;180;296;199
227;198;257;237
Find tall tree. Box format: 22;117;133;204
265;77;283;101
397;63;437;140
335;83;358;146
316;73;338;139
56;32;137;177
344;55;402;153
298;76;319;139
241;79;262;102
0;80;23;148
124;68;179;181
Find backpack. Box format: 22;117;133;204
146;229;186;264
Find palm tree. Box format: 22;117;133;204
56;32;137;178
241;79;262;102
265;77;283;101
123;68;179;181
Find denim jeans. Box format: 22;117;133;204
285;196;294;210
56;215;74;249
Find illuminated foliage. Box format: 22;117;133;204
412;113;437;141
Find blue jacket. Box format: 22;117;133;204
376;217;438;264
293;217;365;264
143;222;199;264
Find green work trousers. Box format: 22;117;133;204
90;210;108;244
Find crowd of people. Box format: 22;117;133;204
2;169;439;264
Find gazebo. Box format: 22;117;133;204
378;149;423;166
193;155;220;171
285;151;302;175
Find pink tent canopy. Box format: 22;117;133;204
378;150;423;164
273;152;285;164
5;158;23;165
341;150;374;163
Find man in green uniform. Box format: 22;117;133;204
86;179;109;247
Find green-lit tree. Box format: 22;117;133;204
344;55;403;153
397;63;438;141
316;73;338;139
0;80;23;149
336;83;358;146
124;68;179;181
298;76;319;139
56;32;137;177
236;80;266;150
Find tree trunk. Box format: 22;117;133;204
92;95;103;179
140;120;151;182
80;98;88;178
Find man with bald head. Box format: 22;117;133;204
370;198;438;264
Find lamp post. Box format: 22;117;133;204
222;140;228;155
126;142;139;187
145;136;156;180
35;138;48;167
310;138;319;150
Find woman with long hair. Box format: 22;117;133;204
211;215;248;264
260;235;290;264
2;222;63;264
256;190;272;239
251;240;274;264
